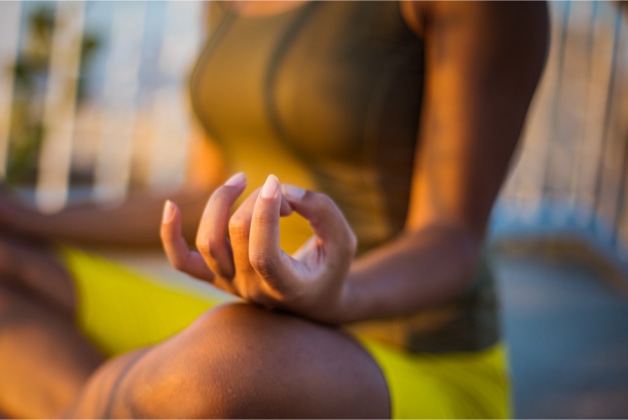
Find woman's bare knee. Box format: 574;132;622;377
122;303;390;418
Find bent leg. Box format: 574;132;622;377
0;234;76;315
0;236;103;418
70;303;391;419
0;283;103;418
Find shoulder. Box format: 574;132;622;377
400;1;549;41
401;0;549;85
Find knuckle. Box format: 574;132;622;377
311;193;335;222
253;210;275;227
196;236;224;262
247;282;282;307
249;252;278;279
215;278;236;295
170;257;185;271
195;236;210;256
272;285;297;303
228;216;249;241
235;281;257;302
315;192;335;210
236;284;251;301
207;237;225;260
240;287;262;304
210;185;232;201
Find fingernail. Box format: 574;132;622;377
162;200;175;224
282;184;305;201
225;172;247;187
260;174;279;199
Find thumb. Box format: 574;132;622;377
281;184;357;261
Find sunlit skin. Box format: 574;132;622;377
160;174;358;323
0;1;549;418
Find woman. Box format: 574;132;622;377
0;1;548;418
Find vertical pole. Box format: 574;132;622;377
0;1;22;179
147;0;202;190
592;6;623;234
36;1;85;213
93;1;147;204
577;3;616;226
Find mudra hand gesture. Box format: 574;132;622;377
160;173;357;324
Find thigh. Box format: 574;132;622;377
0;234;75;317
74;303;391;419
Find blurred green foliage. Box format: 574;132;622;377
6;4;101;186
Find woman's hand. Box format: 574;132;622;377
160;173;357;324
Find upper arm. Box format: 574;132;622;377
404;2;549;239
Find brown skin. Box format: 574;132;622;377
0;253;102;417
340;1;550;323
0;123;223;248
0;1;549;418
163;1;550;325
160;175;359;323
66;304;389;419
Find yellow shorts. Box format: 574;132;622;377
61;247;511;419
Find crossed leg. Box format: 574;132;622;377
0;236;103;418
68;303;391;418
0;237;390;418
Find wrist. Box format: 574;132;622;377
308;279;354;326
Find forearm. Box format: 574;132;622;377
9;184;214;248
332;224;481;324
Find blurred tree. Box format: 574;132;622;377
6;4;101;186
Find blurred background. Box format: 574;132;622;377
0;1;201;210
0;1;627;418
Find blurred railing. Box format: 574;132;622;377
0;1;203;211
493;1;628;273
0;2;627;273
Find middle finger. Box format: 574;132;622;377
196;172;247;280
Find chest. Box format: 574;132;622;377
191;1;424;165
